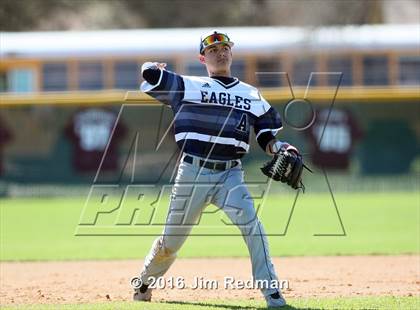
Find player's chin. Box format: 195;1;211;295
216;61;230;71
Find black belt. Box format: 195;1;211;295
183;155;238;171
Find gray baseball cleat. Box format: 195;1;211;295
133;284;152;302
265;291;287;308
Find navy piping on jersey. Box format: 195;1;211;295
212;77;240;89
211;76;236;84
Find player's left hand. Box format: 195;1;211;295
268;141;299;155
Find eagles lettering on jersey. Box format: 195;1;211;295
200;90;251;110
141;69;282;160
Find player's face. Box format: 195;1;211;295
200;43;232;76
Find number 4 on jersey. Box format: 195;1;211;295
236;114;248;132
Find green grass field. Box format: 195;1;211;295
1;192;419;309
1;192;418;261
1;296;419;310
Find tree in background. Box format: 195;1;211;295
0;0;418;31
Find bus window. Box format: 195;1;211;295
114;61;139;90
0;72;7;92
7;68;35;93
231;60;246;81
292;58;316;86
363;56;389;85
399;56;420;85
186;61;207;76
327;57;353;86
256;58;282;87
42;63;68;91
78;62;104;90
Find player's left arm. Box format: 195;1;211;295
258;132;299;155
256;97;309;191
254;100;299;156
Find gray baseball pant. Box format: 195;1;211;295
139;153;280;297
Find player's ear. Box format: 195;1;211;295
199;54;206;64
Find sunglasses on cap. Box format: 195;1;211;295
200;32;234;54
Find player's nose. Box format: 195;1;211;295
218;48;229;58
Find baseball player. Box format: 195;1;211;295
134;31;300;308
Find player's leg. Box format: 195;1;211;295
212;165;285;305
136;160;213;294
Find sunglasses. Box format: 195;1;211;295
200;33;232;54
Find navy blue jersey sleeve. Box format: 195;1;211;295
140;64;185;109
254;106;283;139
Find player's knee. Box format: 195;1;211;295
156;236;177;258
241;203;257;223
232;202;257;226
162;246;176;256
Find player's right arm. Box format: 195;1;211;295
140;62;185;109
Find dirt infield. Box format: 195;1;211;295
1;255;419;305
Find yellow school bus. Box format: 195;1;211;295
0;25;419;105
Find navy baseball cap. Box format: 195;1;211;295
199;31;234;55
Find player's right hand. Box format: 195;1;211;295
141;62;167;73
154;62;167;69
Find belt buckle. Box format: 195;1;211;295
201;159;230;171
207;160;221;171
200;159;215;170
